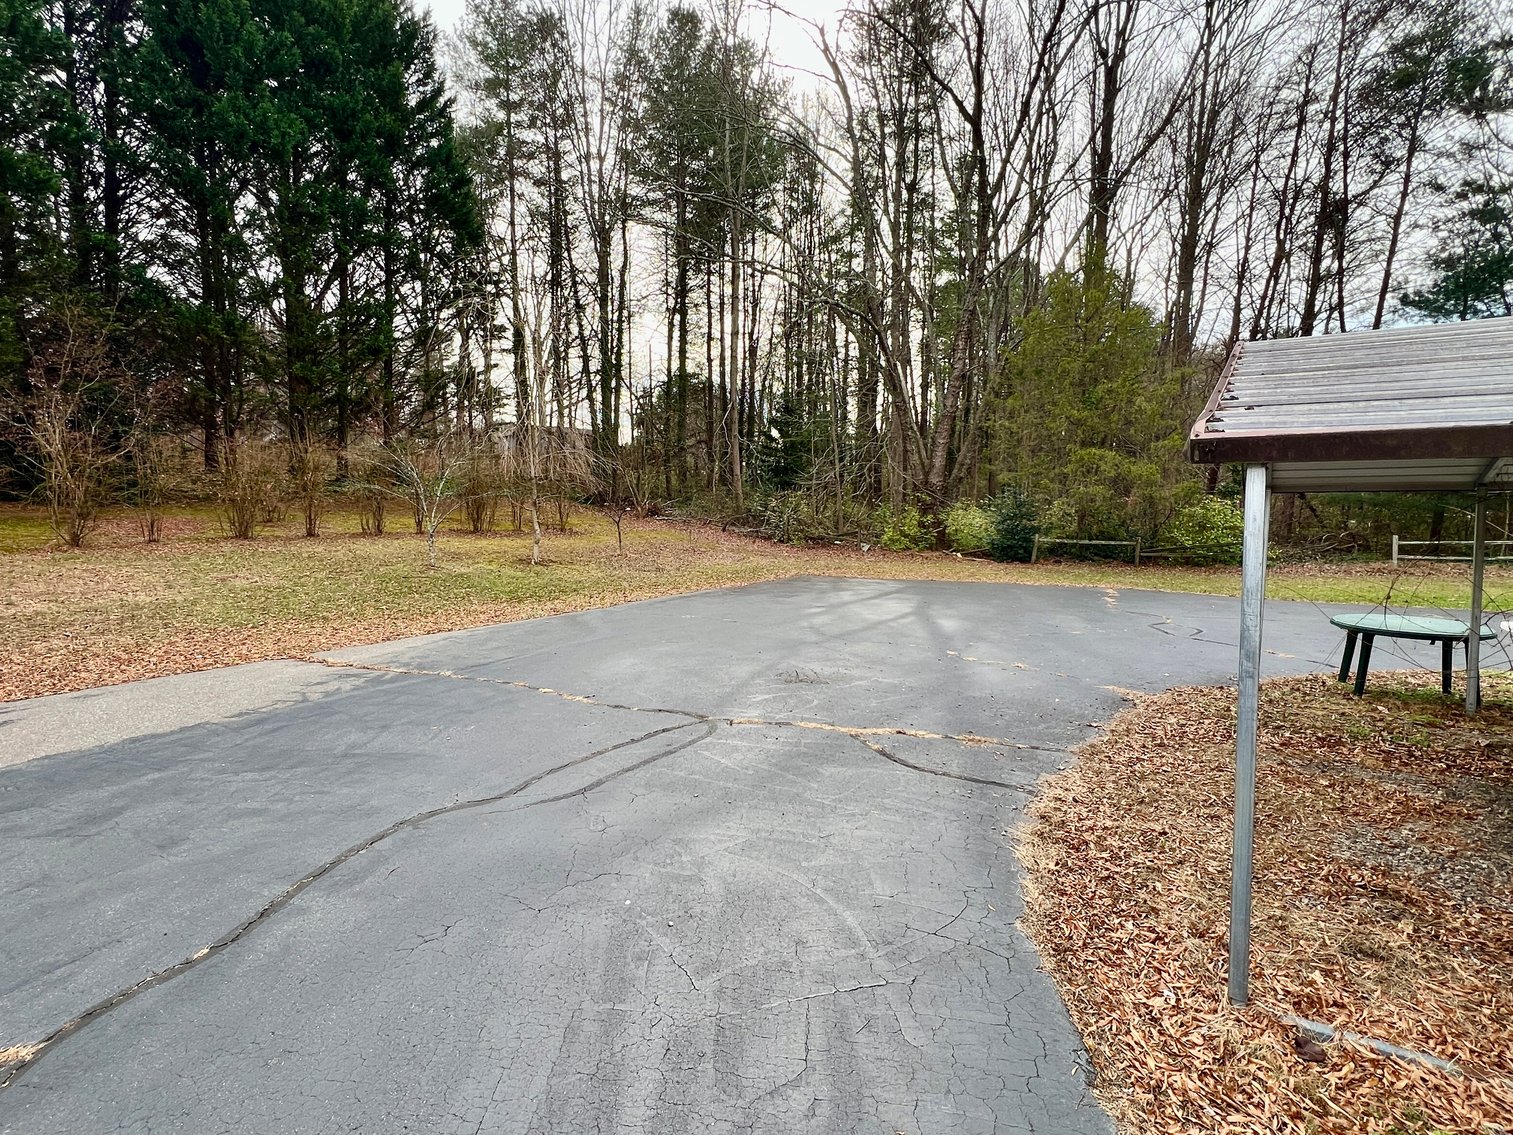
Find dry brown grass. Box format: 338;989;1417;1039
1021;672;1513;1134
0;507;1020;701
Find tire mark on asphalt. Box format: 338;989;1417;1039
1122;610;1329;665
0;718;707;1091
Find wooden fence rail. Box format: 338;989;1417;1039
1029;537;1250;565
1031;537;1141;565
1391;536;1513;566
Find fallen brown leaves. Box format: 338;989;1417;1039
1021;673;1513;1134
0;604;609;703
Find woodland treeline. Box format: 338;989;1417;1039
3;0;1511;550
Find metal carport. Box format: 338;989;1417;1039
1187;317;1513;1005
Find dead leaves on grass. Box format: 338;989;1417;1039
1021;673;1513;1134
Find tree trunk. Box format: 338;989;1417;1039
1373;120;1421;330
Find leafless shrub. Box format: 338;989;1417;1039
507;424;603;562
127;430;192;543
216;438;286;539
258;492;288;527
461;449;512;534
24;389;119;548
539;433;601;533
289;441;336;537
9;296;130;547
346;441;391;536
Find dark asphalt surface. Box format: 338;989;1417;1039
0;577;1359;1134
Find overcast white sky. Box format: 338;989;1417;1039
421;0;843;91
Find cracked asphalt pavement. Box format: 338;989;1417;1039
0;577;1357;1134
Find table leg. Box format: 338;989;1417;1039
1442;639;1453;695
1338;631;1358;683
1353;635;1374;697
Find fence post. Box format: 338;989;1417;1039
1134;538;1141;567
1031;535;1040;564
1468;491;1487;715
1391;534;1398;567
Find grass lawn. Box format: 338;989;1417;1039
2;501;1510;702
1023;671;1513;1134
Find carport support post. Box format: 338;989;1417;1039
1467;489;1487;715
1229;463;1270;1005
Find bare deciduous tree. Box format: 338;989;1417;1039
375;433;489;568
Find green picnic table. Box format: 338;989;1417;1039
1331;612;1496;697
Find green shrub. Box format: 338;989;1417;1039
943;501;993;552
755;489;865;545
874;503;933;551
1039;498;1077;539
984;488;1039;562
758;490;810;544
1051;442;1197;542
1163;496;1244;562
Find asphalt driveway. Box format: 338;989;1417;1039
0;577;1355;1134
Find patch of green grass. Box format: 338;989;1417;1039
980;556;1508;609
0;510;55;553
1382;686;1450;706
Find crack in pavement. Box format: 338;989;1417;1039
725;717;1067;754
316;657;1070;754
518;722;718;810
0;717;708;1091
742;977;904;1014
2;661;1076;1093
848;737;1043;796
0;1044;40;1069
309;658;707;721
945;650;1035;672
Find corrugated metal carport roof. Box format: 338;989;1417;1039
1188;318;1513;492
1190;318;1512;1005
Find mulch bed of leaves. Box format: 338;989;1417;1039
1021;672;1513;1134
